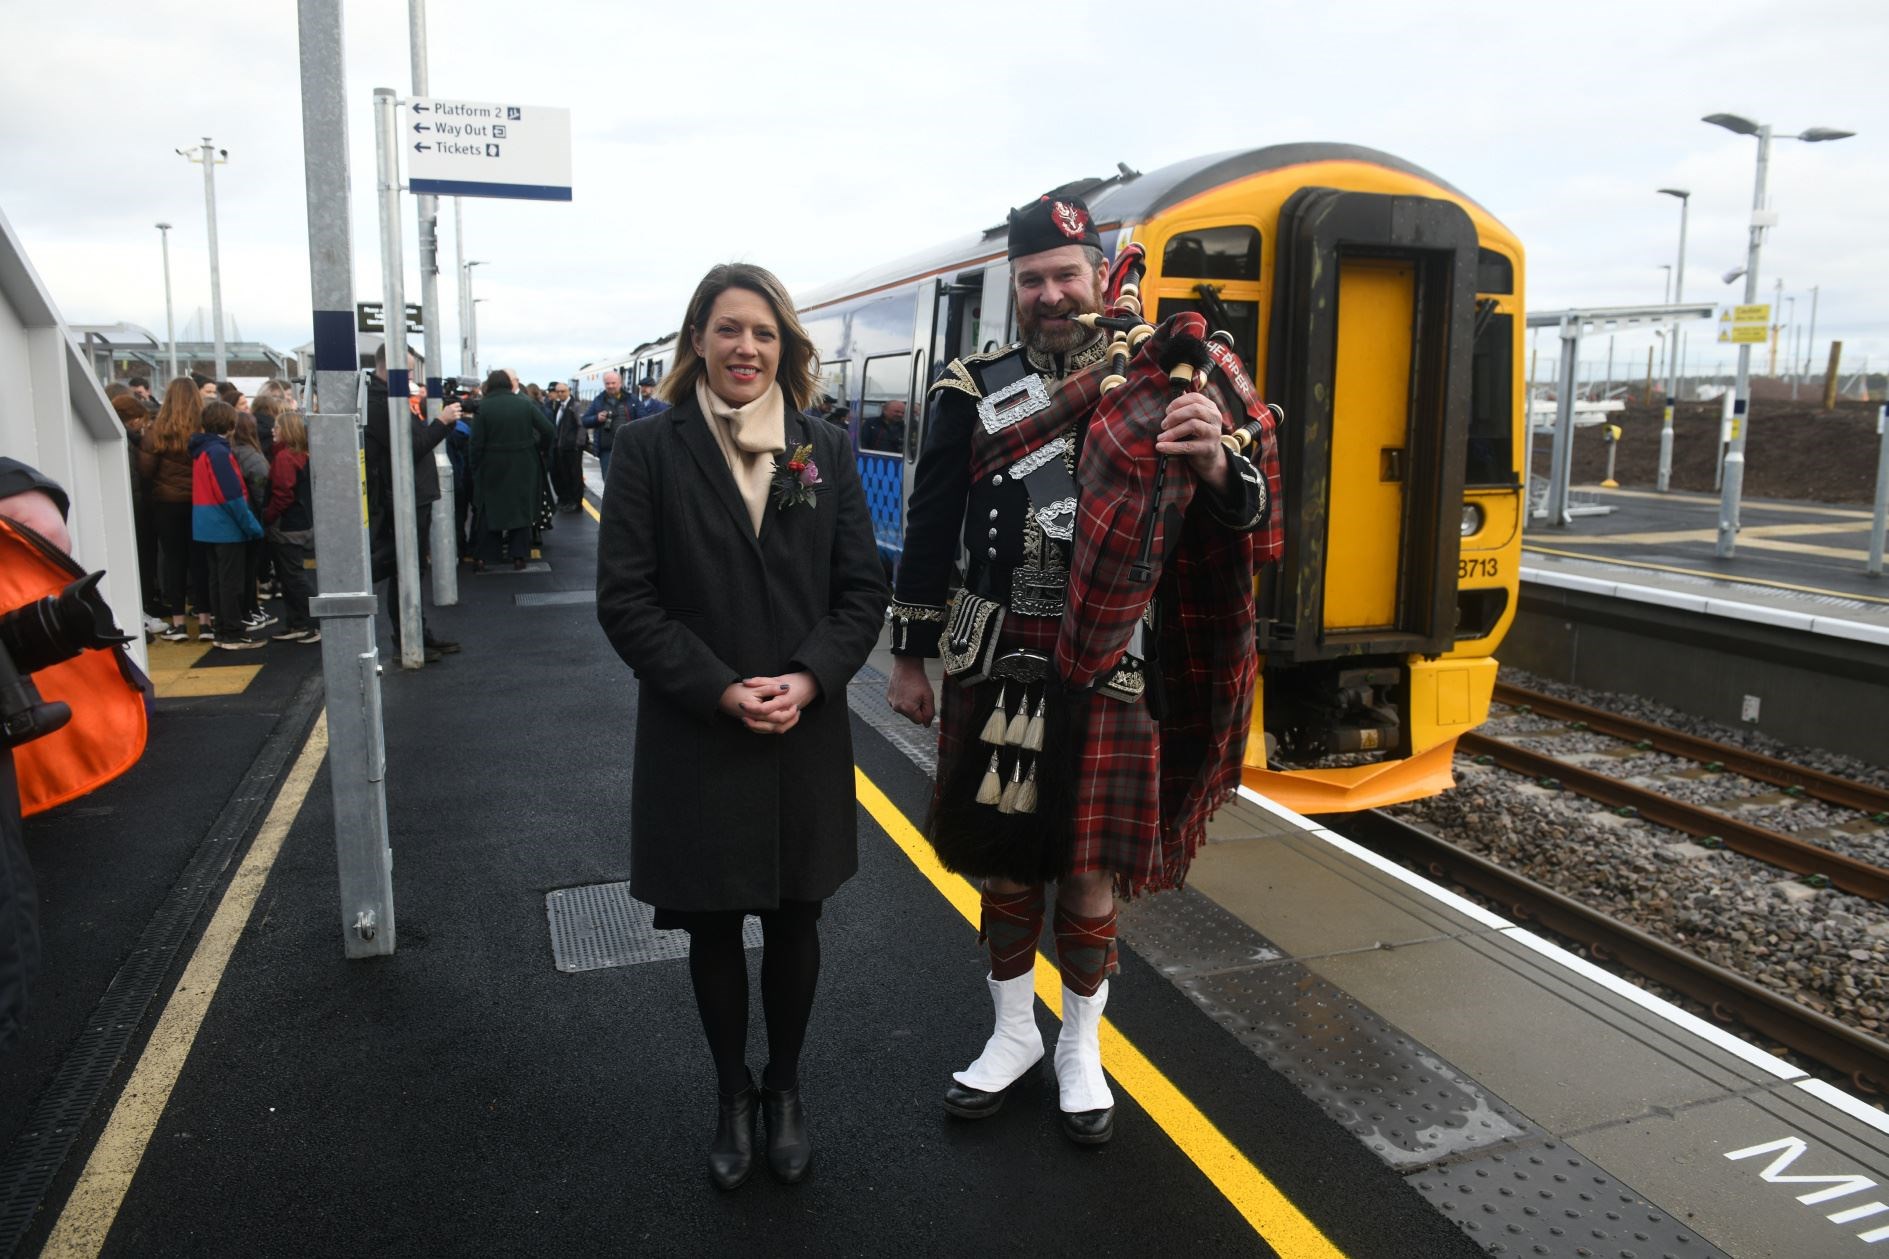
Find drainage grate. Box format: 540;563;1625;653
546;882;761;972
514;590;596;607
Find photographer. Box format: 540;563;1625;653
0;458;145;1052
582;371;635;481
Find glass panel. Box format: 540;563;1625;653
1467;313;1514;486
812;360;851;428
1154;296;1260;374
1476;248;1514;295
1163;226;1261;281
859;353;912;457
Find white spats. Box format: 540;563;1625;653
1054;980;1114;1113
952;972;1045;1093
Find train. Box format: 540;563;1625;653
576;143;1526;813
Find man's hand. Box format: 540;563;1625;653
439;402;463;424
886;655;935;727
1155;392;1231;494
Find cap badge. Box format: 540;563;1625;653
1051;201;1090;240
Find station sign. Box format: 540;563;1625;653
1717;305;1772;345
357;301;424;333
407;97;572;202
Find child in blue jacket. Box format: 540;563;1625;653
191;402;265;649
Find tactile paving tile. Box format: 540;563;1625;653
1409;1143;1729;1258
514;590;596;607
546;881;760;972
1189;963;1532;1166
1117;886;1285;978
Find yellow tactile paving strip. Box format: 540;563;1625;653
144;637;263;698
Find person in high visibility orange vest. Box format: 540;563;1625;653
0;457;149;1052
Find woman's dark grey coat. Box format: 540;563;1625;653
596;393;888;912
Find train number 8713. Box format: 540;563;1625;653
1458;556;1500;581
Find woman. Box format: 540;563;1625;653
190;401;265;650
262;410;318;642
596;264;887;1189
138;379;210;640
467;370;554;571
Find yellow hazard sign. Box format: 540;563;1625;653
1732;303;1771;324
1718;323;1769;344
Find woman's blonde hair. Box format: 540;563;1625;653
661;263;818;412
147;378;203;456
274;410;309;454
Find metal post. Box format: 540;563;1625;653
196;138;229;378
296;0;396;959
374;88;425;669
156;222;179;382
468;288;481;381
1545;316;1582;525
1871;403;1888;577
1805;285;1819;384
1659;190;1689;491
409;0;457;609
1717;124;1771;558
454;199;469;376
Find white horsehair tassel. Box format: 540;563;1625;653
1015;760;1038;814
998;756;1024;814
1002;686;1031;747
1022;692;1046;752
980;684;1010;746
976;751;1003;806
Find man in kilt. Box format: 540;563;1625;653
886;191;1274;1145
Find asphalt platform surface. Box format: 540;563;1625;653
6;493;1479;1258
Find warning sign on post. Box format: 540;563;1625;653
407;97;572;202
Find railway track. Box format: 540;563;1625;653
1467;684;1889;903
1326;808;1889;1095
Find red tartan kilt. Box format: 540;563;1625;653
934;612;1174;894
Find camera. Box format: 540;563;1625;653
0;572;131;750
443;376;481;417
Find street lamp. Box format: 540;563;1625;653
1701;112;1855;557
1656;188;1690;490
155;222;179;382
176;138;229;380
463;259;487;379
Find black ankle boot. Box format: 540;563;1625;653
760;1085;811;1183
708;1081;756;1190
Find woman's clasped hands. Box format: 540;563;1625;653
719;672;819;735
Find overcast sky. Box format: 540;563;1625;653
7;1;1884;390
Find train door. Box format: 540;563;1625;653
1263;188;1478;753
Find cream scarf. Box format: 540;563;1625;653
696;377;786;536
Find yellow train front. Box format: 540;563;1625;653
1106;145;1524;813
590;143;1525;814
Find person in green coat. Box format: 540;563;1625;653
469;370;555;571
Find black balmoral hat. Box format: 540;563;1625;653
1006;193;1101;261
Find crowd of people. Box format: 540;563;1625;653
108;357;648;659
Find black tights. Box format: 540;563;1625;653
683;901;822;1096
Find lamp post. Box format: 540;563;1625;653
1656;188;1690;491
463;260;486;380
1804;285;1819;385
155;221;179;382
1702;113;1855;557
176;138;229;380
470;295;488;381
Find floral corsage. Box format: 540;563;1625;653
771;443;820;511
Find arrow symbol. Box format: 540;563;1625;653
413;142;432;153
413;123;431;133
411;103;430;113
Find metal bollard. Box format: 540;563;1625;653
1869;403;1887;578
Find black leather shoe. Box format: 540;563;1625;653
708;1085;756;1190
424;634;461;654
1061;1107;1115;1146
942;1080;1007;1119
760;1086;811;1183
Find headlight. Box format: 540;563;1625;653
1460;503;1483;538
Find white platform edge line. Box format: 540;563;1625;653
1794;1079;1889;1136
1227;785;1889;1105
1521;564;1889;646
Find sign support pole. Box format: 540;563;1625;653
1869;403;1888;578
374;87;425;669
409;0;458;608
296;0;395;958
1717;125;1772;558
1659;195;1689;492
1544;316;1582;526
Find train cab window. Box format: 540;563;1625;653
859;353;912;457
1466;311;1514;486
1163;226;1262;281
815;360;851;429
1154;295;1260;374
1476;249;1514;295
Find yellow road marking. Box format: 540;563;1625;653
144;639;264;698
583;497;601;522
854;768;1348;1259
1524;545;1889;606
42;714;330;1259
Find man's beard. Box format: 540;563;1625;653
1018;282;1103;355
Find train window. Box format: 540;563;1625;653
859;353;912;457
1466;312;1514;486
815;360;851;428
1154;296;1259;373
1163;226;1261;281
1476;249;1514;295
